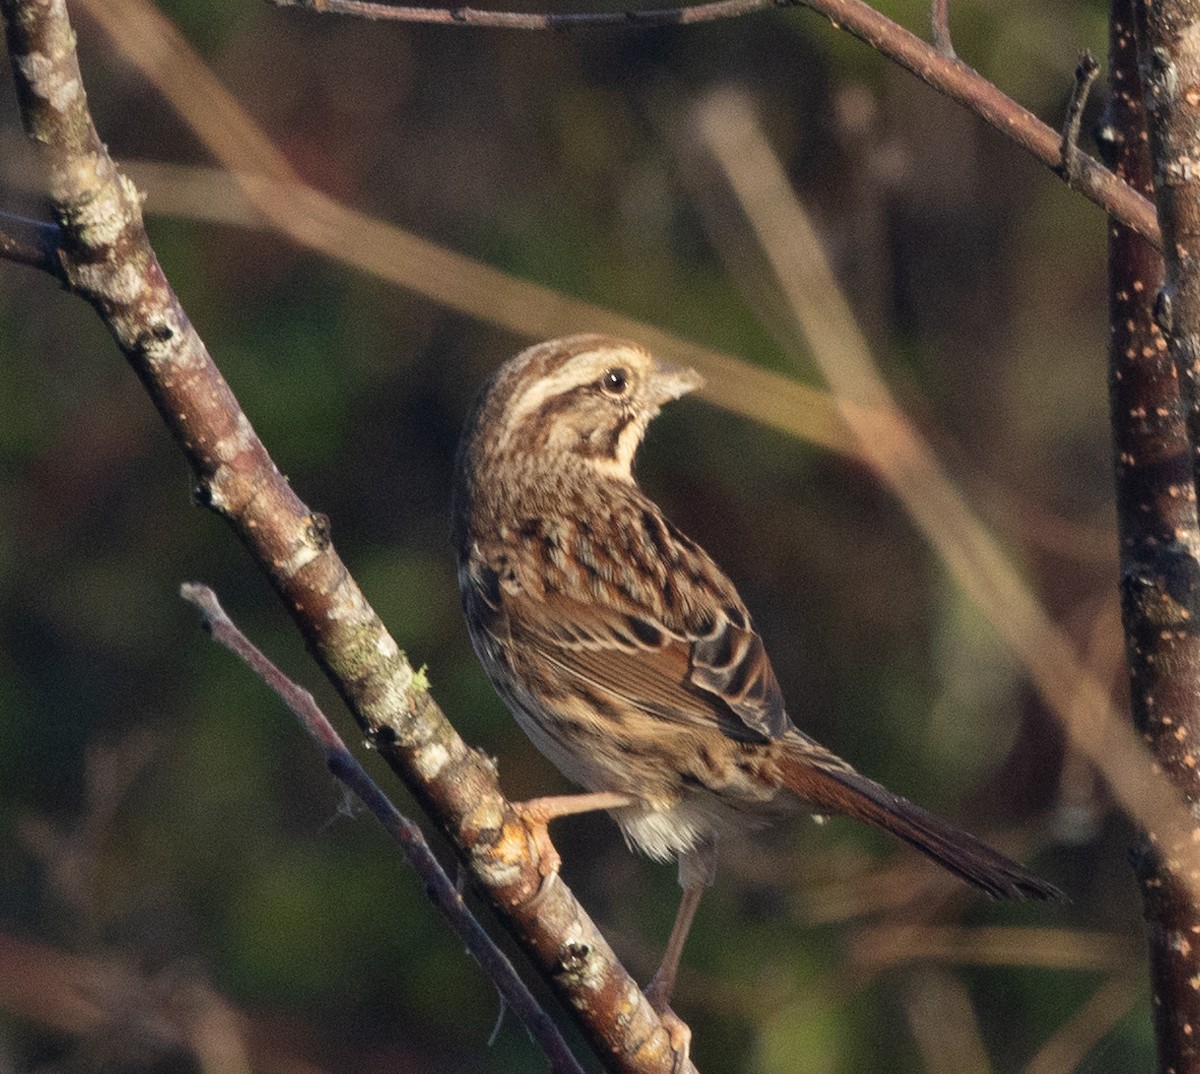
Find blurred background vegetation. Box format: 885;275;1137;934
0;0;1143;1070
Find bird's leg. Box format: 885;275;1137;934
645;837;718;1071
512;791;635;876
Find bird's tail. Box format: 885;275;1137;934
775;745;1062;900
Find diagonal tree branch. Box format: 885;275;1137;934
0;1;686;1070
272;0;1160;248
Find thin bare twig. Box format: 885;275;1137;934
929;0;954;59
272;0;793;26
1059;50;1101;186
179;583;587;1074
0;210;62;276
267;0;1158;246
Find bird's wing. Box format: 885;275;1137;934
465;536;792;743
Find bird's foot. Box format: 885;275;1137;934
511;791;634;878
646;976;691;1073
511;800;563;878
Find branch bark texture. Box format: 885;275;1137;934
0;1;685;1070
1125;1;1200;1070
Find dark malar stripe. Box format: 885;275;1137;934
578;412;634;461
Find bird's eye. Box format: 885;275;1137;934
600;367;629;395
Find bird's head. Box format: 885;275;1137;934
466;334;704;485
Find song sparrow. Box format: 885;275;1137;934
452;334;1059;1025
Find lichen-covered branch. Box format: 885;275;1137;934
0;1;686;1069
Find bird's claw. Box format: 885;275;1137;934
646;979;691;1073
512;802;562;878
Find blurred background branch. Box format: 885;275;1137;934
272;0;1159;245
696;85;1189;886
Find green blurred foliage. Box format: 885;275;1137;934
0;0;1144;1070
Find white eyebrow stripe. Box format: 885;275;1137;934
496;345;646;454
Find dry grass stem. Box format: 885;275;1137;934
72;0;857;460
848;924;1141;973
1020;973;1143;1074
697;85;1200;899
903;969;993;1074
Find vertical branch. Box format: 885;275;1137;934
1138;1;1200;499
1118;3;1200;1071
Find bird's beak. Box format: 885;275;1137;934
648;357;705;404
